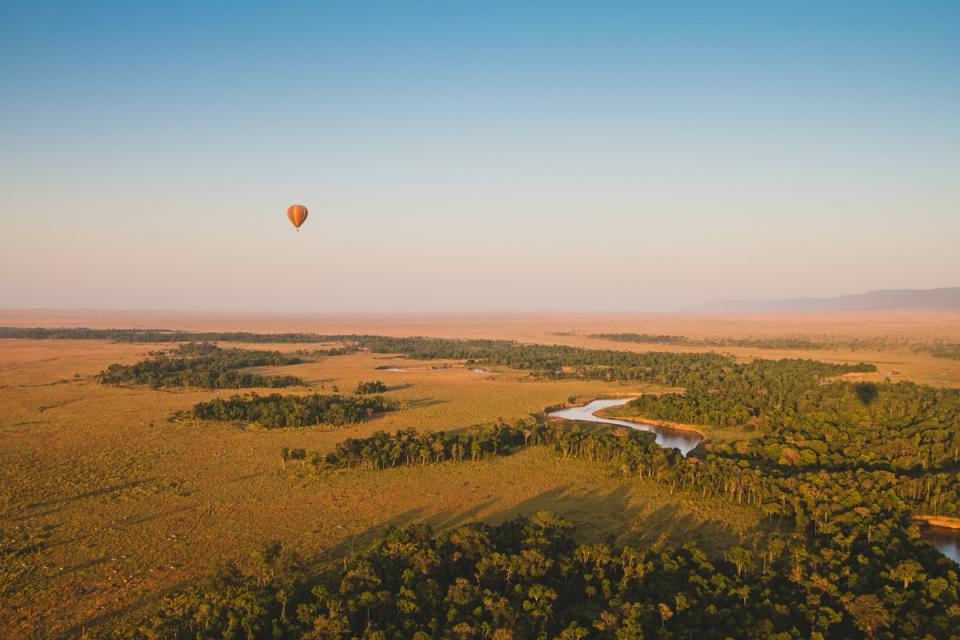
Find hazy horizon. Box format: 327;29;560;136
2;1;958;312
2;284;960;316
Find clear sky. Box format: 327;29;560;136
1;1;958;312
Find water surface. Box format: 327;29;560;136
921;526;960;564
548;398;702;456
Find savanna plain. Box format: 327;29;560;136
1;311;959;639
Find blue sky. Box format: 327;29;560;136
1;1;958;311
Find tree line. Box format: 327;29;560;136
97;342;305;389
589;332;960;360
925;342;960;361
184;393;400;429
0;327;350;343
589;332;919;352
9;325;956;362
292;419;668;473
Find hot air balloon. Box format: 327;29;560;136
287;204;308;231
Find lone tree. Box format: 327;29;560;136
847;594;889;639
356;380;388;394
888;559;925;590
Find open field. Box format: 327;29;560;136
2;310;959;637
5;309;960;342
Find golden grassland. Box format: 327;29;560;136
0;340;754;639
4;309;960;343
1;310;958;637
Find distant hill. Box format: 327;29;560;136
701;287;960;313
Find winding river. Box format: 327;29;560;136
548;398;702;456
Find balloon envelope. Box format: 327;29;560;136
287;204;308;230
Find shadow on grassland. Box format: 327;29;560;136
404;397;448;410
479;483;748;554
306;478;750;560
26;478;159;511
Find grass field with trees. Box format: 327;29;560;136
1;327;958;638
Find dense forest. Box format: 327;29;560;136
97;343;304;389
619;373;960;473
185;393;399;429
111;510;959;640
